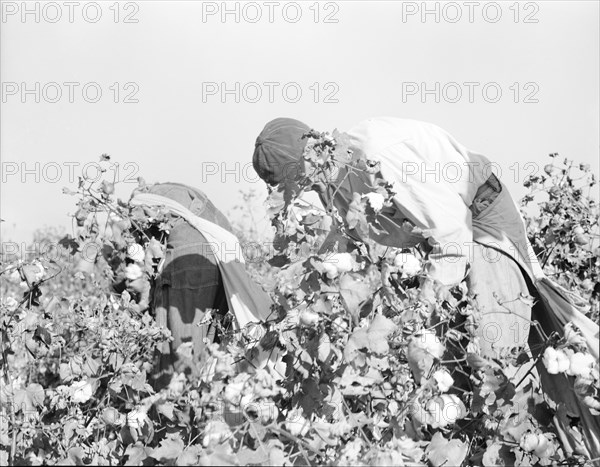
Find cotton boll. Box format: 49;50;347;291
364;192;385;212
167;372;187;397
535;436;556;458
126;243;145;263
413;330;445;359
239;393;254;409
542;347;560;374
326;253;353;273
568;352;596;378
124;263;143;281
394;253;421;276
439;395;466;424
126;407;148;429
223;374;251;406
202;421;232;448
322;252;354;279
532;434;550;457
71;380;93;404
556;349;571;373
520;433;555;458
433;369;454;393
299;310;320;327
424;394;466;427
520;432;539;452
321;262;339;279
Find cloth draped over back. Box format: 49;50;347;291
130;190;274;330
344;118;599;459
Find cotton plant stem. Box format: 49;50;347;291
3;358;17;464
492;299;552;342
85;188;152;243
541;242;558;269
249;421;268;456
514;351;544;389
341;396;372;448
267;424;318;462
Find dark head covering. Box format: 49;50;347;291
146;182;233;232
252;118;311;187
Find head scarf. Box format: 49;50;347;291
252;118;311;187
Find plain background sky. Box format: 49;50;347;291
1;0;599;243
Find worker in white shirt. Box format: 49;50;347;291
251;117;599;459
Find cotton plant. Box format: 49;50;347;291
0;149;597;466
541;323;600;415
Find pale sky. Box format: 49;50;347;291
1;0;599;243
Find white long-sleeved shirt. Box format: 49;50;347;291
329;119;600;457
344;117;494;285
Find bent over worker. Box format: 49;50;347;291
251;117;600;459
129;182;274;388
